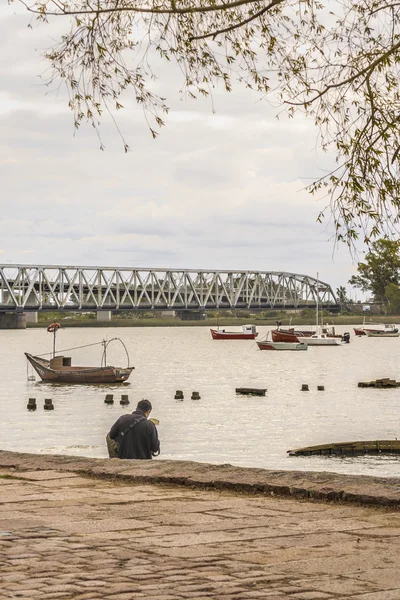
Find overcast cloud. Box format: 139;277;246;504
0;7;364;298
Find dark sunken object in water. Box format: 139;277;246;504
358;378;400;388
235;387;266;396
288;440;400;456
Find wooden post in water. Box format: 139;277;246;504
27;398;37;411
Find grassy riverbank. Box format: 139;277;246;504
27;314;400;328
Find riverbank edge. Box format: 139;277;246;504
1;450;400;508
27;315;400;328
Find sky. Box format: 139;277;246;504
0;6;365;299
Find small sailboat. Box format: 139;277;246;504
300;274;342;347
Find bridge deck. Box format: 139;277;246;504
0;265;339;312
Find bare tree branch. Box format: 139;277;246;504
11;0;400;246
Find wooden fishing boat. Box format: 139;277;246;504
25;326;134;384
271;328;313;342
210;324;258;340
25;353;134;383
288;440;400;456
257;340;307;351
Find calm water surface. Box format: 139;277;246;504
1;325;400;477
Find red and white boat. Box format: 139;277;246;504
257;340;307;351
354;319;398;336
210;324;258;340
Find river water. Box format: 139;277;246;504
1;325;400;477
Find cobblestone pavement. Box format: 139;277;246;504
1;466;400;599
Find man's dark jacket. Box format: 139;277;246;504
109;409;160;459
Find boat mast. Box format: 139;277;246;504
102;339;107;367
316;272;319;334
47;323;61;357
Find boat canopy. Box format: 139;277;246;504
242;324;256;333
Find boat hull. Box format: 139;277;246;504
304;338;342;346
25;353;134;383
353;327;366;336
300;337;342;346
210;329;258;340
366;331;400;338
257;341;307;351
288;440;400;456
271;329;311;342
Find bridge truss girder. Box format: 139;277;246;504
0;265;338;312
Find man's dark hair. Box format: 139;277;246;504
137;399;152;413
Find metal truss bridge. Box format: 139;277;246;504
0;265;339;313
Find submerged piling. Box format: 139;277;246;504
301;384;309;391
174;390;184;400
105;394;114;405
27;398;37;411
44;399;54;410
120;395;130;405
317;385;325;391
191;391;201;400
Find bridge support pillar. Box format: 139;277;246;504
0;313;26;329
97;310;112;322
25;312;38;324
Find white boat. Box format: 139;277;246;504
257;340;308;351
300;333;342;346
